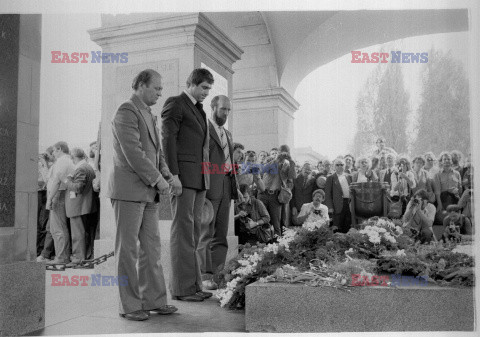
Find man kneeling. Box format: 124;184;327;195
402;189;436;243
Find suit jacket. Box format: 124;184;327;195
107;94;170;202
379;167;397;185
161;92;210;190
206;120;238;201
325;173;352;214
291;173;316;211
65;162;97;218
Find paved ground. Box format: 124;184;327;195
26;268;245;335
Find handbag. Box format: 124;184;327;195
387;196;403;218
250;223;274;243
277;170;292;204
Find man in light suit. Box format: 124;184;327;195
198;95;239;290
64;148;97;267
325;157;353;233
161;68;213;302
107;69;179;321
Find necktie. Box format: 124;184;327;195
219;126;231;172
195;102;206;120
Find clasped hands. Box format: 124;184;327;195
156;173;182;196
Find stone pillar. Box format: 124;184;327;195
231;87;299;154
89;13;243;277
0;14;44;336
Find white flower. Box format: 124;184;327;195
396;249;406;257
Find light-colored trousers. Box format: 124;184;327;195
50;190;70;263
69;215;87;262
169;187;206;296
112;199;167;314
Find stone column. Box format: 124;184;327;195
89;13;243;277
0;14;44;336
231;87;299;154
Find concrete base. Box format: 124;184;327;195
0;261;45;336
245;282;474;332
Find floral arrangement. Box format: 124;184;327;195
215;216;474;310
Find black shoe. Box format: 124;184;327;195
148;305;178;315
172;294;204;302
196;291;213;299
119;310;149;321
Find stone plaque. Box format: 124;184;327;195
0;15;19;227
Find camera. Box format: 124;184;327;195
412;198;421;205
313;209;322;216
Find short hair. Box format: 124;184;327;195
302;162;312;169
450;150;463;160
412;156;425;166
132;69;160;90
89;141;97;147
439;151;452;163
333;157;345;166
239;183;251;195
54;141;69;154
210;95;229;109
413;189;429;201
423;151;437;161
45;146;54;155
258;151;268;157
396;155;411;170
355;155;371;169
312;189;325;198
344;154;355;162
71;147;86;160
186;68;214;87
233;143;244;151
446;204;461;212
279;144;290;154
270;147;278;152
385;152;397;160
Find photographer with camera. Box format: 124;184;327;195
234;184;272;245
402;189;436;243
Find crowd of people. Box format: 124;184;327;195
36;141;100;266
232;137;474;246
36;67;474;322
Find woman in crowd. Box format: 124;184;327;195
411;156;435;203
391;156;416;198
351;155;378;182
423;151;439;179
434;151;463;213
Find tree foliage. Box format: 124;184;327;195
353;62;410;156
411;48;470;155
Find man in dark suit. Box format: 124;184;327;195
161;68;213;302
64;148;97;267
325;158;353;233
107;69;178;321
198;95;239;290
291;162;316;225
